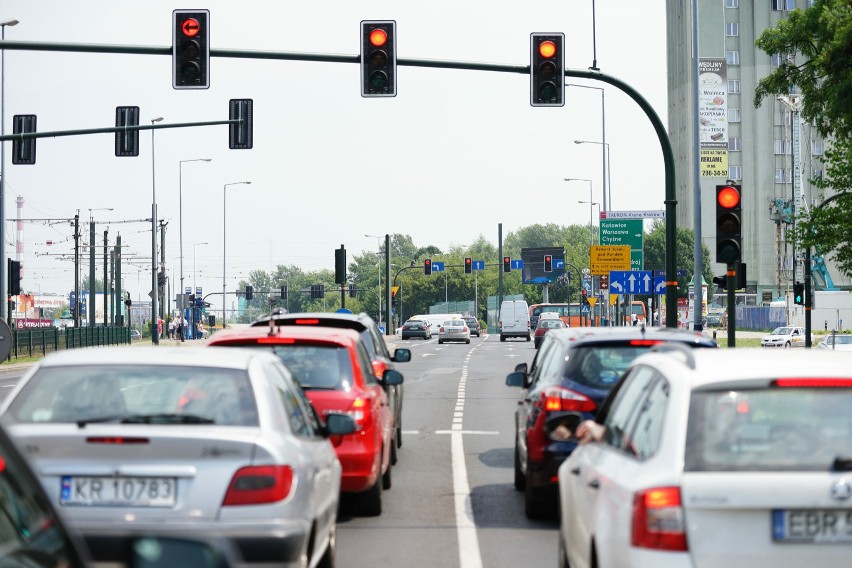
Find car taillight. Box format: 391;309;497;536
498;321;503;329
257;337;296;344
222;465;294;506
463;327;468;333
774;378;852;387
347;397;372;430
294;318;319;325
631;486;687;551
542;386;597;413
371;360;388;379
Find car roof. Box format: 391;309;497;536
208;324;362;348
34;346;273;370
251;310;371;332
545;326;716;347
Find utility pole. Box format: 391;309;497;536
89;219;95;327
109;247;115;325
159;220;167;320
103;229;108;326
73;213;80;329
116;234;122;327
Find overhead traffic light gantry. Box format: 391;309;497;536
715;184;742;264
361;20;397;97
530;33;565;107
173;9;210;89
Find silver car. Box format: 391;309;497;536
0;346;354;568
438;319;471;344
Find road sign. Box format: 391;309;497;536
652;269;687;278
510;259;524;270
654;276;667;294
600;210;665;219
587;297;597;307
472;260;485;271
195;287;202;295
599;274;609;290
185;287;192;295
581;304;590;315
554;258;565;269
600;219;643;270
432;261;445;272
609;270;653;294
590;245;631;275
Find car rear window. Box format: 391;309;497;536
268;345;354;390
5;365;258;426
685;386;852;472
561;344;661;390
540;320;564;329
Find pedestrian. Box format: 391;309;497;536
631;312;638;326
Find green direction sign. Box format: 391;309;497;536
600;219;643;272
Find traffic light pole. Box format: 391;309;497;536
726;263;736;347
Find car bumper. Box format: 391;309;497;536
334;438;381;493
440;332;470;342
401;331;429;339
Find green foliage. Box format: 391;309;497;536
754;0;852;139
643;221;712;296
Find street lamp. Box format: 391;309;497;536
566;178;596;324
0;18;20;323
178;158;211;341
223;181;251;328
365;234;383;326
566;84;607;212
577;200;600;250
150;116;164;344
574;139;612;211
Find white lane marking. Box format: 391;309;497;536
436;430;499;435
421;353;435;357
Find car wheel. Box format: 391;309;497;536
390;433;398;465
438;339;443;344
382;447;393;490
526;334;531;342
500;335;506;342
785;341;791;348
466;339;470;344
316;522;336;568
396;421;402;448
358;475;383;517
513;437;526;491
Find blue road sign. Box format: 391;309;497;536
609;270;653;294
652;269;687;278
472;260;485;271
581;304;590;315
336;308;353;314
196;287;202;295
554;259;565;269
510;259;524;270
654;277;667;294
432;261;445;272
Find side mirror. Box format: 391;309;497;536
382;369;404;386
544;412;583;441
324;413;356;436
514;362;528;374
505;370;528;389
392;348;411;363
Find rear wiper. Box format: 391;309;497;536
832;456;852;471
120;413;215;424
76;416;126;428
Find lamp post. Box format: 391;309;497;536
150;116;164;343
566;178;596;325
574;140;612;211
222;181;251;328
365;234;383;326
178;158;211;341
0;18;19;324
566;84;607;212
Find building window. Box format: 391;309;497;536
772;0;794;10
725;0;739;7
726;51;740;66
771;53;793;68
812;139;825;155
774;139;790;155
729;137;741;151
774;110;785;126
728;108;741;122
813;169;823;180
725;22;739;37
775;169;791;184
728;165;742;180
728;80;741;94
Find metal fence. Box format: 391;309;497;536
735;306;787;331
9;327;131;360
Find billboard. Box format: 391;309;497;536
521;247;565;284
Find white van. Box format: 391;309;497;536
499;300;531;342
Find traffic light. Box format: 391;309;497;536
335;245;347;284
503;257;511;273
208;314;216;327
464;257;472;274
157;272;166;290
229;99;253;150
530;33;565;107
391;289;398;310
712;275;727;291
361;20;397;97
793;282;805;305
280;285;288;300
310;284;325;299
12;115;36;165
581;289;589;304
349;283;357;298
173;9;210;89
716;184;742;264
8;260;21;296
245;285;253;301
115;106;140;157
543;254;553;272
424;259;432;276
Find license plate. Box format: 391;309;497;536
60;476;177;507
772;509;852;543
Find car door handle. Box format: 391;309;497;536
570;467;580;476
588;479;600;489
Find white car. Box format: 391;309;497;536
557;348;852;568
817;334;852;351
761;325;808;348
437;318;471;344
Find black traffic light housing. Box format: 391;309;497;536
115;106;140;157
310;284;325;299
12;115;36;165
503;257;511;273
716;184;742;264
793;282;805;305
581;289;589;304
712;275;727;291
8;260;21;296
280;285;288;300
335;245;347;284
173;9;210;89
424;259;432;276
464;257;472;274
361;20;397;97
349;283;357;298
229;99;253;150
245;285;253;301
543;254;553;272
530;33;565;107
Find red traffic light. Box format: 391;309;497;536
717;185;740;209
369;28;388;47
180;17;201;37
538;40;557;58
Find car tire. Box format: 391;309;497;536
359;475;382;517
466;339;470;344
382;446;393;490
396;422;402;448
390;434;398;465
526;334;531;342
438;339;443;344
785;341;791;348
316;523;336;568
500;335;506;342
513;438;526;491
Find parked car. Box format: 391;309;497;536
557;348;852;568
761;325;809;348
250;310;410;457
533;317;566;348
130;329;142;340
208;325;400;516
464;316;481;337
0;346;353;566
438;318;471;344
817;333;852;351
506;327;717;519
499;299;531;342
401;318;432;340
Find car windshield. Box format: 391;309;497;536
269;345;353;390
685;386;852;472
771;327;793;335
826;335;852;345
5;365;259;426
445;320;465;326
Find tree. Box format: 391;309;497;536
754;1;852;139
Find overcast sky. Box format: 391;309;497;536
0;0;667;312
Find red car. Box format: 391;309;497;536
208;325;401;516
533;317;566;348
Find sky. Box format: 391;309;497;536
0;0;668;313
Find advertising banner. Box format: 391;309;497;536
698;58;728;148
